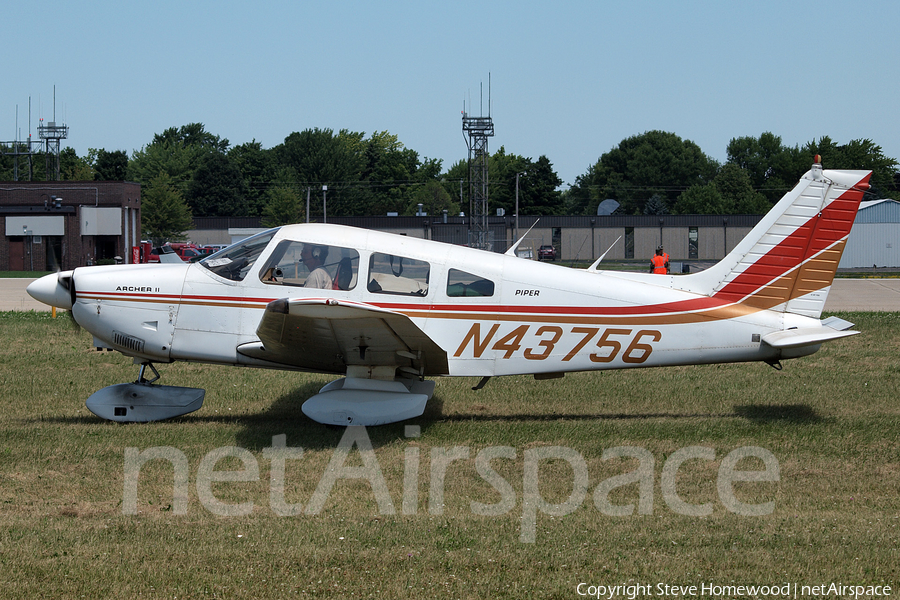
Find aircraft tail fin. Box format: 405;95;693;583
682;159;871;319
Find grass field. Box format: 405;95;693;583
0;271;51;279
0;310;897;599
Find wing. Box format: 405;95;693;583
236;298;449;376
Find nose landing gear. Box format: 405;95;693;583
85;362;206;422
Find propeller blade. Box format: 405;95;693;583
48;242;61;273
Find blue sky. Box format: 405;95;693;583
4;1;898;186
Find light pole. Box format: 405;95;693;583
24;226;34;271
515;171;527;241
322;185;328;223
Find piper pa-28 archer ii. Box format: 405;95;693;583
28;159;871;425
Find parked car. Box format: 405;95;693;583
166;242;204;261
538;244;556;261
189;247;219;262
147;245;180;263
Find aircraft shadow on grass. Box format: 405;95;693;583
27;394;825;449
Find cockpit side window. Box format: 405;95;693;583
446;268;495;297
199;228;279;281
259;240;359;290
367;252;430;296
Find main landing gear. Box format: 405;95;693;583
85;361;206;422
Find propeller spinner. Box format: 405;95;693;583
26;270;76;310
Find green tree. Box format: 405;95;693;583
407;180;458;217
713;163;770;213
643;194;669;215
141;172;193;245
186;152;248;217
803;137;898;199
674;183;728;214
274;128;365;218
441;160;468;213
356;130;419;215
127;141;196;186
674;164;770;215
448;147;564;217
275;128;362;182
229;141;276;217
516;155;563;215
94;149;129;181
261;185;303;227
128;123;229;196
60;147;94;180
727;133;899;202
152;123;229;153
569;131;719;215
727;132;811;202
485;146;528;216
271;128;446;217
0;143;49;180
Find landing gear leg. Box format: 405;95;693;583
136;362;161;384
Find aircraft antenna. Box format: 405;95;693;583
461;76;495;250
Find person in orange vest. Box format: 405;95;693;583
650;245;670;274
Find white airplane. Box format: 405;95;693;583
27;159;871;425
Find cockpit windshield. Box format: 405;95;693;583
199;228;279;281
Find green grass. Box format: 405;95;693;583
0;311;898;598
0;271;51;278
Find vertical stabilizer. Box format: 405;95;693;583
679;160;871;318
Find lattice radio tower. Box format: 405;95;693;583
462;79;494;250
2;87;68;181
37;86;68;181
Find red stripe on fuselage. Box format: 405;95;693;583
78;289;731;319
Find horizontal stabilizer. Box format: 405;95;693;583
761;325;859;349
820;316;855;331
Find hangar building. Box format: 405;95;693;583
839;199;900;268
0;182;141;271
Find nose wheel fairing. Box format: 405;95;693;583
85;382;205;422
85;362;205;423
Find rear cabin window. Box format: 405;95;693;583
259;240;359;290
367;252;430;296
446;269;495;297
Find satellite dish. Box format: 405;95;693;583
597;199;619;216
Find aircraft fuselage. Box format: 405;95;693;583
64;224;814;377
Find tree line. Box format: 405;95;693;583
2;125;896;242
566;131;898;216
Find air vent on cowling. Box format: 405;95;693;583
112;331;145;353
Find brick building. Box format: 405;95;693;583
0;182;141;271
